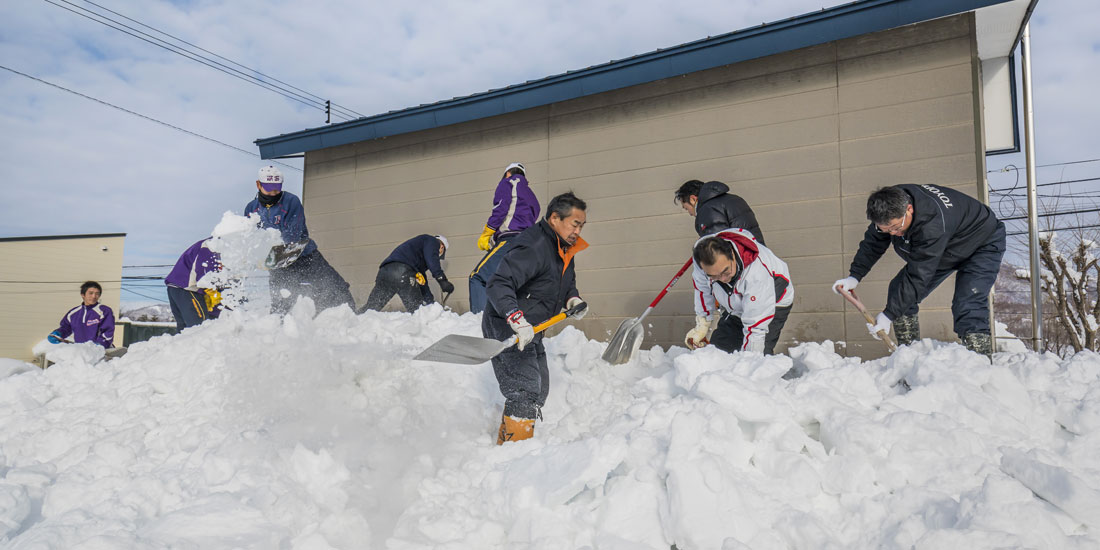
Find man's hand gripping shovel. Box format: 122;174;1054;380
835;286;897;353
414;302;588;365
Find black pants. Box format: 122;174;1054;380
167;285;209;331
484;315;548;419
710;305;792;355
897;223;1006;337
360;262;434;313
269;250;354;315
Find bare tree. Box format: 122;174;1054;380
1015;231;1100;354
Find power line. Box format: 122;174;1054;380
121;286;168;303
1007;223;1100;237
0;64;301;172
990;176;1100;193
80;0;364;120
1000;207;1100;222
43;0;360;122
989;158;1100;173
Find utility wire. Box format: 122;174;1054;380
989;158;1100;173
0;64;302;172
990;176;1100;193
121;286;168;302
80;0;364;119
44;0;359;121
1007;223;1100;237
1000;207;1100;222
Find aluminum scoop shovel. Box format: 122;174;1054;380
602;258;694;365
414;302;588;365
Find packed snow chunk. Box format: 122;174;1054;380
203;211;283;311
0;358;36;379
31;340;105;366
1001;447;1100;530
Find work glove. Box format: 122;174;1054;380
507;310;535;351
867;312;892;340
477;225;497;251
566;296;588;319
685;315;711;349
832;276;859;295
47;330;63;344
203;288;222;311
436;276;455;294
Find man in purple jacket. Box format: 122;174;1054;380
165;238;223;331
47;281;116;348
469;162;540;314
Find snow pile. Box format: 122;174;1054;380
1;301;1100;548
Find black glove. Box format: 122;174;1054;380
437;276;455;294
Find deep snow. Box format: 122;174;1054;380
3;215;1099;549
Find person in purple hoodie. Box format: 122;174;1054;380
468;162;540;314
165;238;223;331
47;281;116;348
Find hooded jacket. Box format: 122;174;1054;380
692;228;793;352
244;191;318;258
54;302;115;348
848;184;1003;320
487;173;540;238
165;238;222;291
381;234;446;279
483;220;587;342
693;181;765;244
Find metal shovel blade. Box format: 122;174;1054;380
601;317;645;365
413;334;515;365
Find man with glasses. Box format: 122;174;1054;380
687;228;794;354
833;185;1005;355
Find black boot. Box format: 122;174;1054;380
963;332;993;356
893;314;920;346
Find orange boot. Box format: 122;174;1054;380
496;414;535;445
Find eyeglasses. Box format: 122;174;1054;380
876;210;909;234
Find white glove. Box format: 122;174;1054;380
867;312;892;340
833;276;859;295
744;337;765;353
507;310;535;350
566;296;588;320
685;315;711;349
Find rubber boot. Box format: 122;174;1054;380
496;414;535;445
893;314;920;346
963;332;993;356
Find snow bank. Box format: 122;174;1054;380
2;303;1100;548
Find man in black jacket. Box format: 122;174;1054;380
833;185;1006;355
675;179;765;243
484;192;589;444
359;234;453;312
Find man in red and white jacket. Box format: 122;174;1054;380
686;228;794;354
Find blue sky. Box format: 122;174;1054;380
1;0;1097;306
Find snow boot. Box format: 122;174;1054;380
496;414;535;445
963;332;993;356
893;314;920;346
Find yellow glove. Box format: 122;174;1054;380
477;225;497;251
685;315;712;349
203;288;222;311
415;272;427;285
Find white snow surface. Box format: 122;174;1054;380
2;301;1100;549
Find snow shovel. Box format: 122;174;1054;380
414;302;588;365
265;239;310;269
602;258;694;364
836;287;897;352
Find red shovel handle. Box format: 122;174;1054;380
649;258;695;308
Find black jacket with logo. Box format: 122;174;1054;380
693;180;765;244
483;220;586;342
848;184;1003;320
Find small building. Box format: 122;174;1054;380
0;233;125;362
257;0;1035;358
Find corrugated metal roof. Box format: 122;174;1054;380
255;0;1016;159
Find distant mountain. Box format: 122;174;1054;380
121;304;173;322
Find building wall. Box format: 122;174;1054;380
302;14;985;359
0;235;125;362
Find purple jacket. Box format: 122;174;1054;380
486;174;539;235
165;238;222;291
243;191;318;257
55;303;115;348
